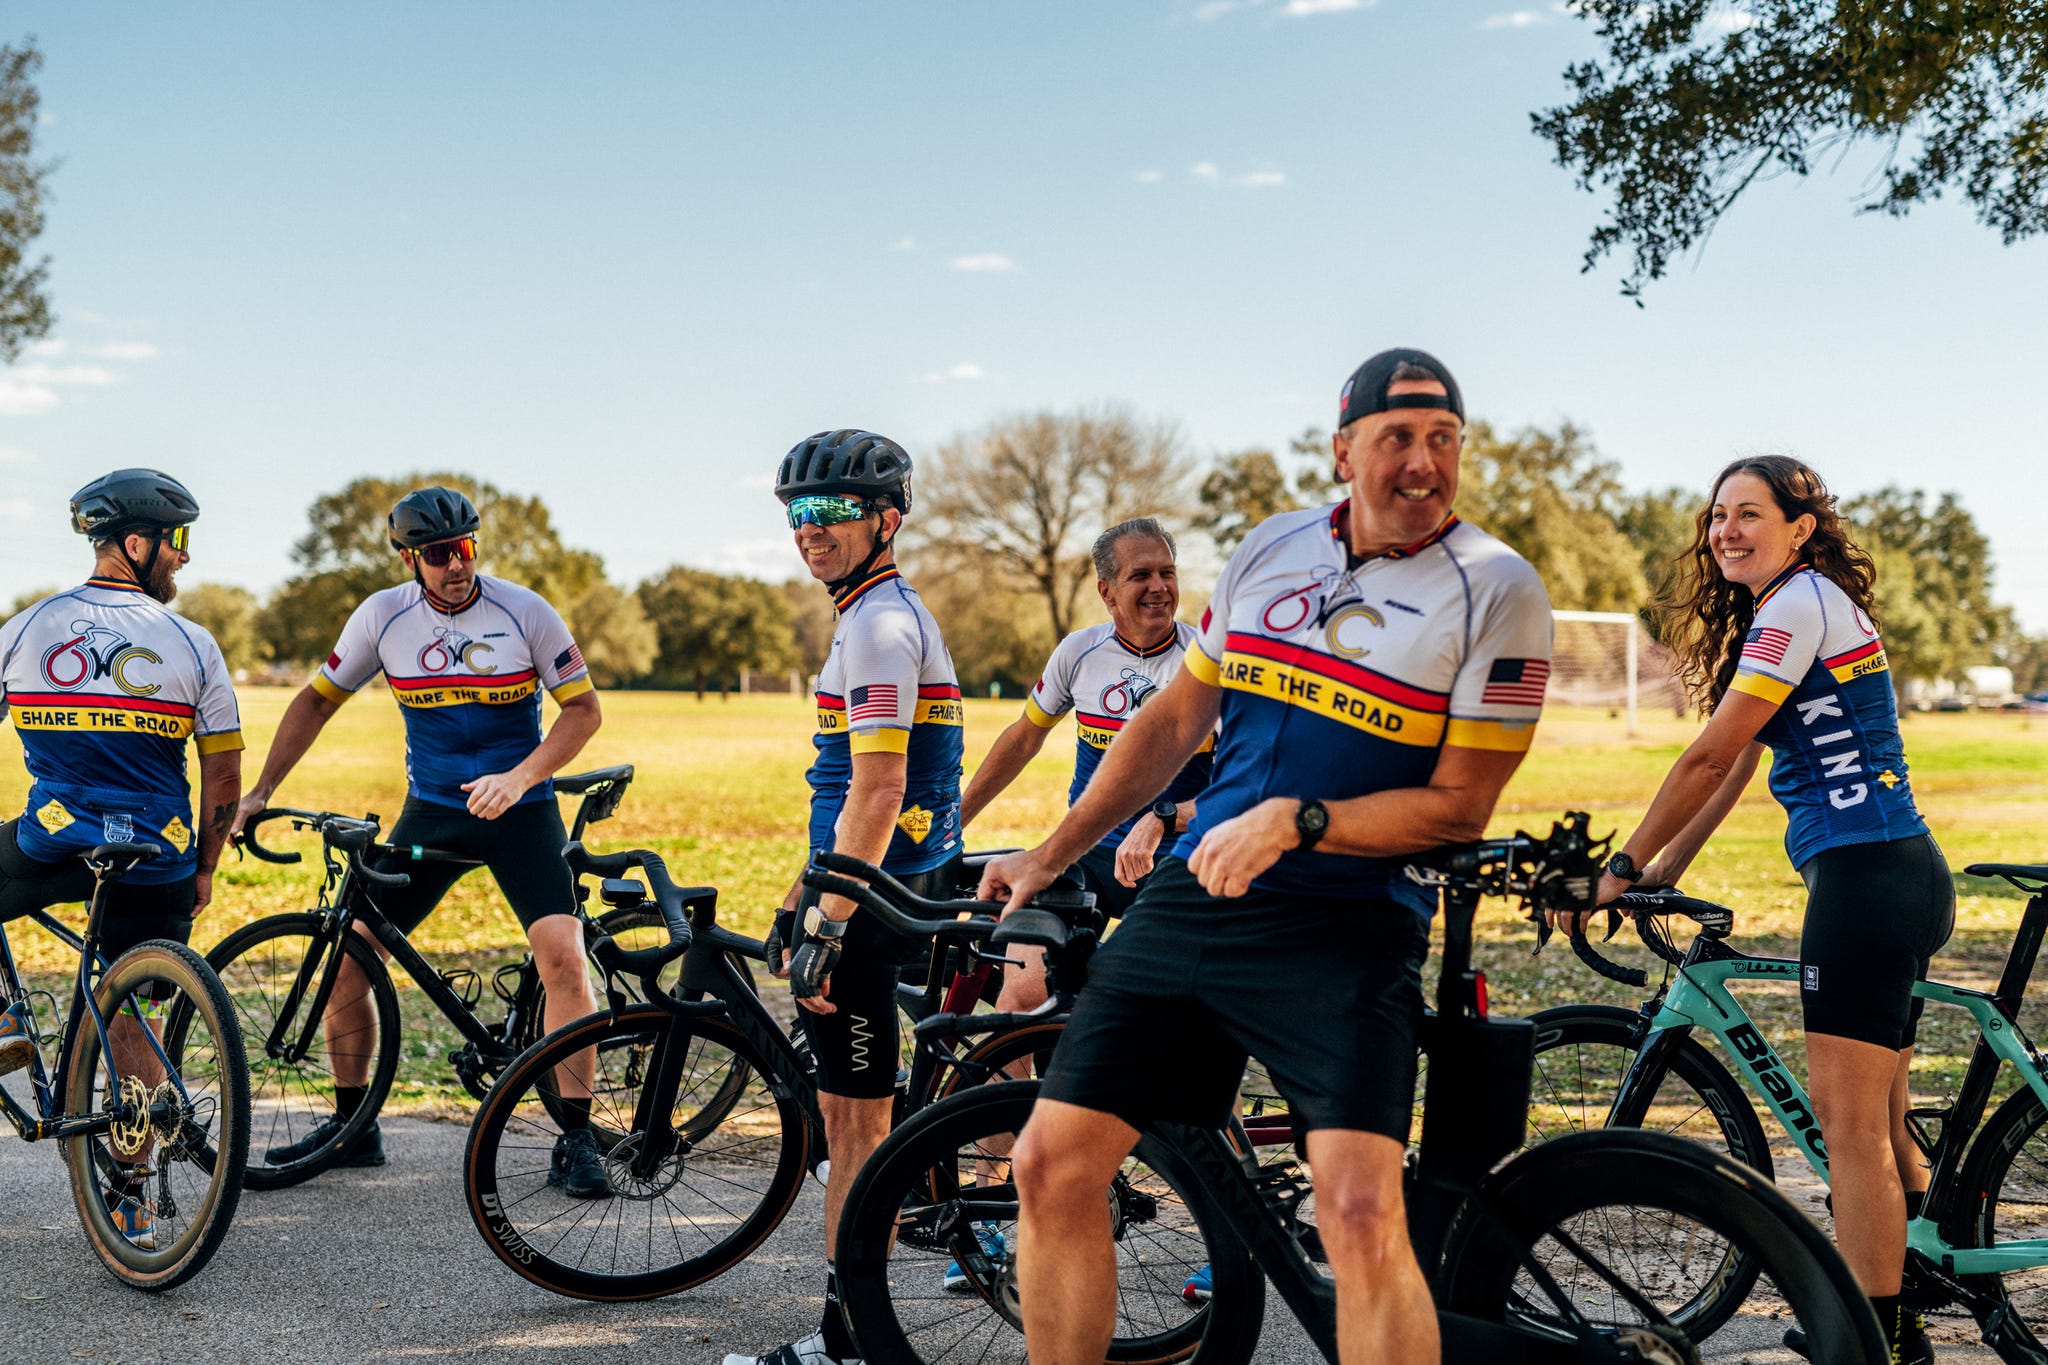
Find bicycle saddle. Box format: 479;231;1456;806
1966;862;2048;888
86;841;161;866
556;764;634;794
988;907;1073;952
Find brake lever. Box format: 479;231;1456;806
1602;906;1625;943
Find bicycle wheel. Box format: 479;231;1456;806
464;1003;807;1300
64;939;250;1291
207;912;400;1190
1438;1129;1883;1363
1948;1086;2048;1353
930;1018;1066;1100
836;1080;1264;1365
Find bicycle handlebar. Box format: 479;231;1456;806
234;808;412;887
804;849;1090;944
563;843;722;1013
1553;887;1735;987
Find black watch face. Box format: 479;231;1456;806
1299;802;1328;835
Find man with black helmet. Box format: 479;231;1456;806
725;430;963;1365
981;351;1556;1365
231;485;607;1190
0;471;243;1241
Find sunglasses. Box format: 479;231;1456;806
160;526;191;553
413;536;479;567
785;495;874;530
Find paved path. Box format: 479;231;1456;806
0;1113;2007;1363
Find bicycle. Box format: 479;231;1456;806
0;842;250;1290
211;764;645;1189
463;841;1220;1361
1526;865;2048;1361
830;814;1889;1365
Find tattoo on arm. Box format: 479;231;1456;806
207;803;234;838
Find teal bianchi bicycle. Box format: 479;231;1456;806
1530;861;2048;1363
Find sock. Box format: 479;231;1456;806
820;1265;858;1361
336;1085;367;1120
1870;1294;1902;1349
560;1098;592;1133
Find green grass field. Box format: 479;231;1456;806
4;688;2046;1118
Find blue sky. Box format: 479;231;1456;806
6;1;2046;631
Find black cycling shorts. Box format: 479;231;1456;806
365;797;577;936
1798;832;1955;1050
1073;842;1141;919
792;857;962;1101
1039;856;1429;1140
0;819;197;962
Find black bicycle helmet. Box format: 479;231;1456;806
775;430;914;514
388;486;482;550
69;469;200;542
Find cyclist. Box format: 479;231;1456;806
0;469;244;1245
728;430;963;1365
982;349;1554;1365
229;486;607;1194
1559;455;1951;1365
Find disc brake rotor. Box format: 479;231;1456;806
107;1075;153;1160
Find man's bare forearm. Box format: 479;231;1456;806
196;753;243;874
247;686;340;803
1040;671;1219;869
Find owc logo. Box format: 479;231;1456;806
417;626;497;675
1100;669;1160;716
41;622;162;697
1258;577;1385;659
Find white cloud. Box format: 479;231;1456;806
1190;162;1222;184
918;363;988;384
700;537;803;583
1282;0;1367;14
950;253;1019;273
71;309;154;328
0;382;58;416
1135;169;1164;184
13;363;119;388
1232;169;1287;188
1702;7;1756;33
27;338;66;357
1482;9;1547;27
890;236;917;251
84;341;159;361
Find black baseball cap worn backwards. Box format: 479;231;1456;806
1337;348;1464;430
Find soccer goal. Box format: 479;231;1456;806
1550;610;1689;735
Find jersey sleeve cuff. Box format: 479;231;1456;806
1728;669;1794;705
850;728;911;755
549;676;595;703
195;730;246;755
309;673;354;705
1022;696;1062;728
1183;647;1222;686
1445;717;1537;753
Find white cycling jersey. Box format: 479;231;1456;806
0;577;243;882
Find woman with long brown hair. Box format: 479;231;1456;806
1559;454;1953;1363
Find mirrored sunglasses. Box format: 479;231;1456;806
785;495;873;530
415;536;479;567
160;526;191;552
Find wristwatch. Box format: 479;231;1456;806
1605;851;1645;885
803;905;851;938
1295;799;1330;852
1152;799;1178;828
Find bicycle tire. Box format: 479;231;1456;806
836;1080;1264;1365
464;1003;807;1300
930;1018;1066;1101
207;912;400;1190
1438;1129;1884;1364
64;939;250;1291
1947;1085;2048;1353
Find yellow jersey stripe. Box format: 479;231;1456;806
1218;651;1445;747
851;729;911;755
195;730;246;755
1023;696;1061;728
1184;647;1222;686
1445;717;1537;754
310;673;353;705
549;677;595;703
1729;670;1795;705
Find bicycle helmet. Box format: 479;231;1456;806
388;486;482;551
775;430;914;515
69;469;201;542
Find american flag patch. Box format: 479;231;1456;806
1742;628;1793;667
848;683;899;722
1481;658;1550;706
554;644;586;674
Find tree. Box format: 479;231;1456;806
1616;484;1701;622
261;471;607;664
1456;421;1650;613
636;566;797;697
906;542;1059;697
176;583;266;675
1845;486;2008;687
565;581;655;688
914;407;1193;640
7;585;57;617
780;579;835;678
1197;449;1301;554
1539;2;2048;296
1;39;54;361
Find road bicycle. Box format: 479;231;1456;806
211;765;643;1188
0;842;249;1289
830;815;1889;1364
1527;863;2048;1362
463;842;1220;1360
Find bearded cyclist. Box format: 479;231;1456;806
230;486;606;1193
0;470;244;1246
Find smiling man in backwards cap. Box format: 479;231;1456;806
980;349;1556;1364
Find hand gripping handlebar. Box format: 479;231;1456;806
800;850;1094;952
1558;887;1734;988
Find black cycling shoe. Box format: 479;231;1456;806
548;1128;611;1199
264;1114;386;1168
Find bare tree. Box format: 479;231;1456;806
912;407;1192;640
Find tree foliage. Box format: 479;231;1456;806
635;566;796;697
1197;449;1301;554
906;543;1059;697
0;39;54;362
176;583;267;675
565;580;656;688
1845;485;2010;686
1457;421;1650;613
781;579;836;677
914;407;1193;640
1540;1;2048;296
